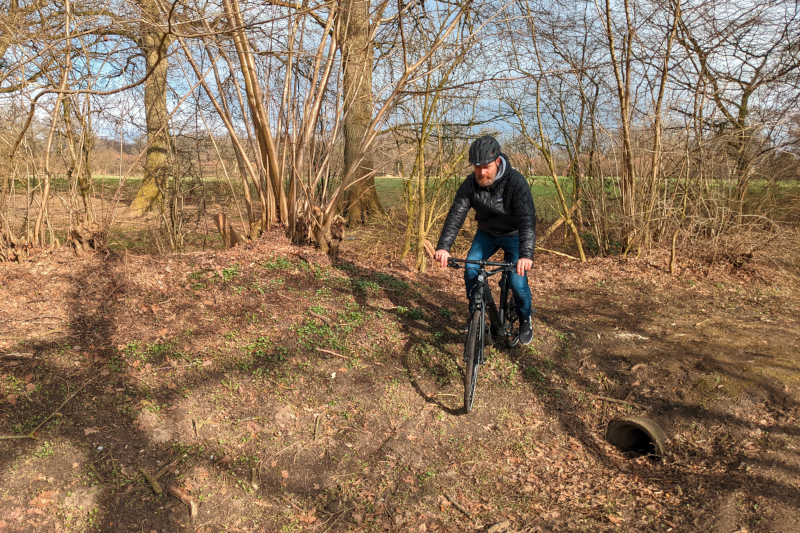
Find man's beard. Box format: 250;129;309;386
476;175;495;187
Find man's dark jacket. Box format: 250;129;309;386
436;154;537;259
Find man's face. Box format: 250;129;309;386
473;157;502;188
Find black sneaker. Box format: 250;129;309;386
519;316;533;345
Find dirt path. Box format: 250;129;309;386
0;230;798;532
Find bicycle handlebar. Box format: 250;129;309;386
447;257;516;271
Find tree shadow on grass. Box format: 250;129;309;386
0;255;367;531
1;257;171;531
3;248;796;532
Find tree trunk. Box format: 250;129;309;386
130;25;171;213
341;0;382;225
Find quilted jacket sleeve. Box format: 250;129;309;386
511;174;537;259
436;178;472;252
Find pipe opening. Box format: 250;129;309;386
605;416;667;458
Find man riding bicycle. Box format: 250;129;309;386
434;135;536;346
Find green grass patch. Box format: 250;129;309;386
261;256;295;271
397;306;425;320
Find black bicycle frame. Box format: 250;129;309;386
450;258;517;351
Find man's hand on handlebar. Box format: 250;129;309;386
434;249;450;269
517;258;532;276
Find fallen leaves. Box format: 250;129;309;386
0;226;796;533
296;512;316;524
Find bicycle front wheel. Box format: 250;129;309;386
504;286;519;349
464;312;482;413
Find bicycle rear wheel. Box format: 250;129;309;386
464;311;482;413
503;278;519;348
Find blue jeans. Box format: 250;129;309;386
464;230;532;319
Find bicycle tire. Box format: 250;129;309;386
464;311;482;413
503;281;519;348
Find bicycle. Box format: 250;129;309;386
447;257;519;413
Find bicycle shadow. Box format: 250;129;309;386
330;259;466;416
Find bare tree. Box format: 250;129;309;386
677;0;800;218
340;0;383;224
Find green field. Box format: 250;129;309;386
20;173;566;221
374;175;566;221
18;173;796;228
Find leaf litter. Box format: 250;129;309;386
0;226;798;531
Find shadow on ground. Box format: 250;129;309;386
1;242;798;532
